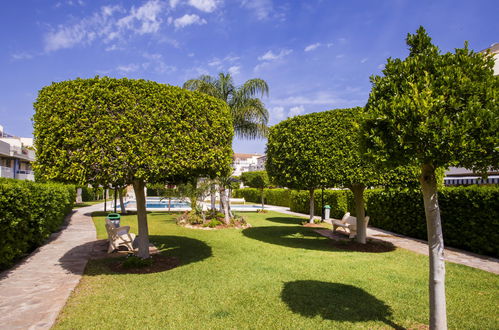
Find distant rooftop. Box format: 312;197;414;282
233;153;262;159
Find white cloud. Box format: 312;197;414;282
304;43;321;52
116;64;139;73
258;49;292;61
208;54;240;70
11;52;34;60
44;1;166;52
188;0;219;13
228;65;240;75
169;0;181;8
336;54;344;59
270;106;285;121
117;0;164;34
288;105;304;117
360;57;368;63
208;59;222;67
173;14;207;29
241;0;273;20
272;92;346;106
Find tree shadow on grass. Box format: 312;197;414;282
59;235;212;275
265;216;306;225
242;226;395;253
242;226;334;251
281;280;404;329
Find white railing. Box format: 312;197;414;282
16;170;35;181
0;166;14;179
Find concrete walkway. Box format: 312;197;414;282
266;205;499;275
0;203;100;330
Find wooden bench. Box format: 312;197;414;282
105;219;136;253
332;213;370;239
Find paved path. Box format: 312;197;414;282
267;205;499;275
0;204;100;330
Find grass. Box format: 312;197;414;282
73;200;105;208
54;211;498;329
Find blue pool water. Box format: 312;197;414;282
125;199;190;209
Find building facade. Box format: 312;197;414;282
0;125;35;180
232;153;264;176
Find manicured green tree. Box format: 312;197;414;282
363;27;499;329
33;77;233;258
266;114;332;222
316;108;417;244
240;171;270;209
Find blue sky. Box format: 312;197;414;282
1;0;498;153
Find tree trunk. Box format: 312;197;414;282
219;186;230;224
190;177;198;213
420;163;447;330
309;188;315;223
351;184;367;244
118;188;126;214
228;188;233;217
104;189;107;212
113;188;117;213
133;180;150;259
261;188;265;209
210;184;216;210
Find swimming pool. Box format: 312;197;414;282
125;199;190;209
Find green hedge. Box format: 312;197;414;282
367;186;499;257
0;179;76;269
80;186;104;202
233;188;291;207
289;189;353;219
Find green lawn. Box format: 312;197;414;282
55;211;498;329
73;200;105;208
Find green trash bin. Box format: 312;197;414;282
106;213;121;228
323;205;331;220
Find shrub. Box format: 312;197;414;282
0;179;75;269
290;189;351;219
233;188;291;207
80;186;104;202
122;256;153;269
367;186;499;257
233;188;260;203
264;189;291;207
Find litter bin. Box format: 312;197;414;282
106;213;121;228
323;205;331;220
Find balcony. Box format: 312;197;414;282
0;166;14;179
16;169;35;181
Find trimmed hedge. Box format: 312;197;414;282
80;186;104;202
234;188;291;207
0;179;75;269
367;186;499;257
290;189;353;219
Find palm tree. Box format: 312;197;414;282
183;72;269;139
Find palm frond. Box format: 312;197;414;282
240;79;269;99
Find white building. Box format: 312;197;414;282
232;153;264;176
0;125;35;180
483;43;499;75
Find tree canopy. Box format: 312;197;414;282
363;27;498;172
33;77;234;257
267;107;417;233
266;112;335;220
